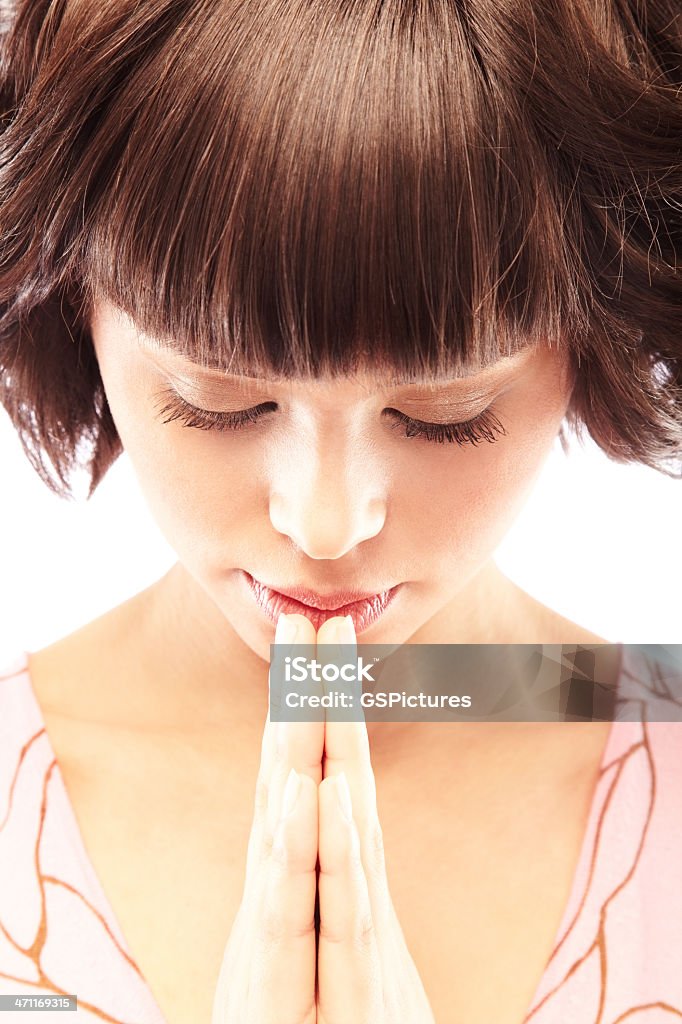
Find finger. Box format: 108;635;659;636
265;612;324;843
265;611;321;781
218;769;318;1023
317;615;373;800
215;618;321;1024
317;617;391;931
249;768;319;1024
317;772;383;1023
244;612;321;898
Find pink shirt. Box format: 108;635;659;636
1;646;681;1023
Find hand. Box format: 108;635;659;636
211;611;435;1024
211;612;320;1024
315;615;436;1024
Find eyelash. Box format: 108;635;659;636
153;387;507;446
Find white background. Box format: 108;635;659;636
1;408;680;665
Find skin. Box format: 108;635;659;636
214;611;436;1023
89;298;581;668
27;298;618;1022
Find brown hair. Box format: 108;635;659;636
0;0;680;499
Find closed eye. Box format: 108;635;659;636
382;407;507;445
152;387;507;446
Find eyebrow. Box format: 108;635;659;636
137;333;535;386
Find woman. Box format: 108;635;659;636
1;0;680;1022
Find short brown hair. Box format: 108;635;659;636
1;0;680;499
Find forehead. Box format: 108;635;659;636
92;298;543;390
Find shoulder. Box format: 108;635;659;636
605;647;682;817
498;572;610;644
617;645;682;718
0;651;50;806
526;597;609;645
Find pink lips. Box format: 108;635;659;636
243;571;401;634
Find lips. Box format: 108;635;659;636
242;571;401;633
253;578;393;611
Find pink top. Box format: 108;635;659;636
1;646;681;1023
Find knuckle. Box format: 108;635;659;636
318;910;375;948
318;919;344;944
271;830;315;875
262;906;315;945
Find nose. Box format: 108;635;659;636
268;440;388;560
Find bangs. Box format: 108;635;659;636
49;0;582;381
3;0;680;497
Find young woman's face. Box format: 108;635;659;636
91;301;575;659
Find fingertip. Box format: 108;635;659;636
284;613;317;644
318;773;353;833
294;770;319;813
297;769;317;792
273;771;318;868
281;766;301;818
316;613;357;648
280;767;318;821
318;773;339;803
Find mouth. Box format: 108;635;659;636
241;571;402;634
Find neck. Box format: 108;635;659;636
130;559;548;733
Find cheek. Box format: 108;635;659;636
134;432;256;560
99;371;255;567
98;344;569;588
401;384;567;574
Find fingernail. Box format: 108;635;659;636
275;613;300;646
336;772;353;822
332;615;356;645
281;767;301;818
